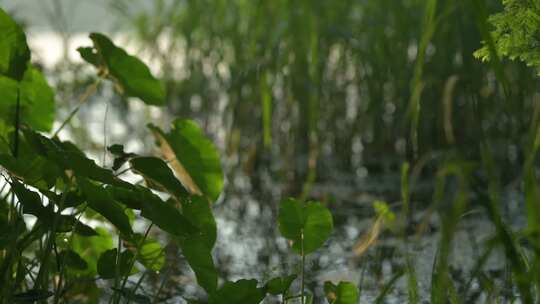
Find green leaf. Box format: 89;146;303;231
13;290;53;303
0;67;55;132
108;144;137;171
128;234;165;272
80;179;133;236
97;248;136;279
0;8;30;81
111;287;151;304
22;129;131;188
59;250;88;270
265;274;297;295
137;188;199;237
10;179;48;218
209;279;266;304
71;227;114;276
149;120;223;202
78;33;165;105
181;235;218;293
324;281;359;304
278;198;333;255
183;196;217;249
130;156;188;199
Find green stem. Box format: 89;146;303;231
13;87;21;158
120;223;153;304
300;229;305;304
53;77;103;138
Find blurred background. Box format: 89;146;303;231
2;0;539;302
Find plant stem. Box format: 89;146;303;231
13;87;21;158
120;223;154;304
301;229;305;304
53;77;103;138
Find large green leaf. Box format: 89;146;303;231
137;188;199;237
324;281;359;304
127;234;165;272
78;33;165;105
80;179;132;236
97;248;136;279
130;156;188;199
149;120;223;202
278;198;333;255
183;196;217;249
181;235;218;293
0;67;55;132
209;279;266;304
265;274;297;295
0;8;30;81
71;227;114;276
59;250;88;271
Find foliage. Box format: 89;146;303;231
475;0;540;75
0;8;358;304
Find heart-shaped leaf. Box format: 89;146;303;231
209;279;266;304
149;120;223;202
80;179;133;236
278;198;333;255
97;248;136;279
0;66;55;132
78;33;165;106
130;156;188;199
265;274;297;295
324;281;359;304
0;8;30;81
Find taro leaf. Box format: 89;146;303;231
10;179;49;218
137;188;198;237
78;33;165;105
183;196;217;249
13;289;53;303
22;129;131;188
208;279;266;304
97;248;136;279
180;235;218;294
74;221;99;237
108;144;137;171
0;66;55;132
265;274;297;295
278;198;333;255
59;250;88;270
130;156;188;199
80;179;132;236
111;287;151;304
127;234;165;272
0;152;60;189
149;120;223;202
0;8;30;81
71;227;114;275
179;196;218;293
106;185;144;210
324;281;359;304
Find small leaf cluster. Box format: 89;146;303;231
474;0;540;75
